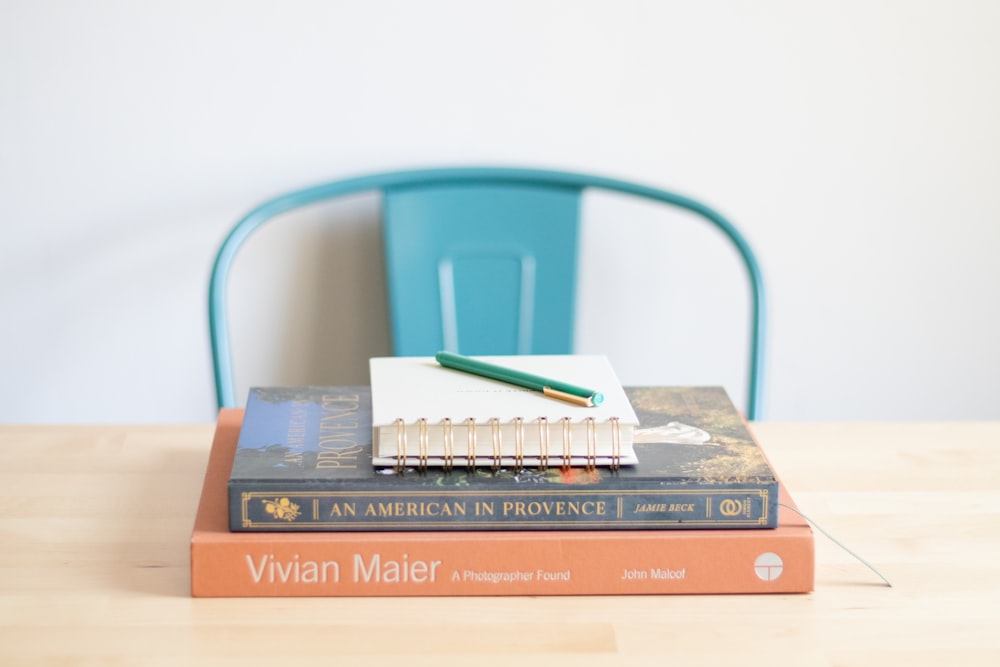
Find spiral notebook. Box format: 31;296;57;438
369;355;640;468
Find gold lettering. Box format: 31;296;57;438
502;500;607;517
634;503;667;513
310;393;365;470
315;452;359;469
362;501;466;517
328;502;356;517
286;403;310;449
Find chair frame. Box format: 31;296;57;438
209;166;766;418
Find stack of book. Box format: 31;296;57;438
191;355;814;596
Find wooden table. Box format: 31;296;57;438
2;421;998;665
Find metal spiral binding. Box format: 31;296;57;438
464;417;477;471
417;418;429;472
538;417;549;470
393;417;406;473
441;417;454;472
560;417;573;468
512;417;525;471
489;418;502;471
585;417;597;470
390;414;626;470
609;416;621;470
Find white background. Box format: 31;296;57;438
2;1;998;423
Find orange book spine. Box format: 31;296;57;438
192;527;813;597
191;410;814;597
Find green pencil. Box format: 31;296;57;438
435;351;605;407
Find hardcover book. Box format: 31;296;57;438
196;410;814;596
369;355;641;467
228;385;779;531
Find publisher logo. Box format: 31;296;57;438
719;498;743;516
754;552;783;581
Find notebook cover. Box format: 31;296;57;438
369;355;639;466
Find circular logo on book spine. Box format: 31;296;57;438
719;498;744;516
754;552;784;581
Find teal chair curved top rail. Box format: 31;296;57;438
209;166;766;419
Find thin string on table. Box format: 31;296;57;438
779;502;893;587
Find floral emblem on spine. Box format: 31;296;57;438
262;497;301;521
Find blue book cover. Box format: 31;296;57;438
228;386;778;531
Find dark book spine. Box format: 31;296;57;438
228;483;778;532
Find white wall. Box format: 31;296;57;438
2;1;998;423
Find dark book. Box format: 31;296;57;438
228;386;779;532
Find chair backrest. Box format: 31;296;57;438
209;167;766;418
383;178;580;357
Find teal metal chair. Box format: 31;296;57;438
209;167;766;418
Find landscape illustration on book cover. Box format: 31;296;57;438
228;385;778;532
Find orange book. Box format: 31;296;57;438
191;410;814;596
